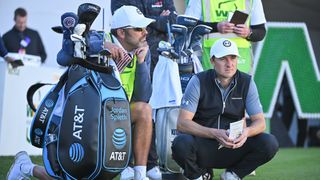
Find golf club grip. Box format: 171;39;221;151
74;57;113;74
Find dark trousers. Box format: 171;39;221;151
172;133;279;179
147;121;158;170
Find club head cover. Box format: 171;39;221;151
57;39;77;67
61;12;79;39
51;26;63;34
77;3;101;34
73;24;86;36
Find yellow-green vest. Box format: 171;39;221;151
120;55;137;101
105;33;137;101
201;0;253;73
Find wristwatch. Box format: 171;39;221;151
246;29;253;41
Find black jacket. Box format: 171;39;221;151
0;35;8;57
3;27;47;62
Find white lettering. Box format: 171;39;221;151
109;152;127;161
73;105;85;140
39;107;49;123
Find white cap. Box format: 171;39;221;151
111;5;155;29
210;38;240;58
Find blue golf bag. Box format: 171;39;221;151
28;3;131;179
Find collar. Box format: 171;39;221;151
213;70;236;89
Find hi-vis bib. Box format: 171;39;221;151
201;0;253;73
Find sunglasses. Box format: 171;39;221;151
123;26;145;32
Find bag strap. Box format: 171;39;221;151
28;70;68;148
73;57;114;74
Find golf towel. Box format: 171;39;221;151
149;55;182;109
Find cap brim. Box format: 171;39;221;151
214;53;240;58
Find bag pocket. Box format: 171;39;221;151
57;76;102;179
102;97;131;172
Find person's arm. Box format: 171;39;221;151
233;79;266;148
147;0;177;33
197;21;265;42
0;35;14;62
131;49;152;102
177;76;234;147
246;24;266;42
0;35;8;58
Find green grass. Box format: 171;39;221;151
1;148;320;179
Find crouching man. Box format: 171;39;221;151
172;38;278;180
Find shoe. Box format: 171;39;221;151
248;170;256;176
146;166;162;180
202;169;213;180
120;167;134;180
134;169;149;180
7;151;34;180
220;171;240;180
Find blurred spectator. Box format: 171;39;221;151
3;7;47;63
0;34;14;63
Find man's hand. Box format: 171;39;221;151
233;24;251;38
160;10;171;16
104;42;124;61
135;45;149;64
217;21;235;34
4;56;14;63
213;129;234;148
232;127;249;149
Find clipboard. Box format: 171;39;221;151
229;10;248;25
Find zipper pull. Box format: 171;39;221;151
222;101;226;114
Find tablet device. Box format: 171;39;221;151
229;10;248;25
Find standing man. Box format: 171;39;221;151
111;1;177;180
3;8;47;63
185;0;266;73
171;38;278;180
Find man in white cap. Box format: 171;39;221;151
171;38;279;180
7;5;155;180
105;5;155;180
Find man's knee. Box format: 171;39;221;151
256;133;279;161
172;134;195;159
131;102;152;123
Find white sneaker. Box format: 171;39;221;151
7;151;34;180
134;169;149;180
146;166;162;180
248;170;256;176
220;171;240;180
120;166;134;180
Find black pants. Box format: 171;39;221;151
172;133;279;179
147;121;159;170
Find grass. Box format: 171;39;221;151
1;148;320;179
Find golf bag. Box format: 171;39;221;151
28;3;131;179
155;107;181;173
149;55;183;173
